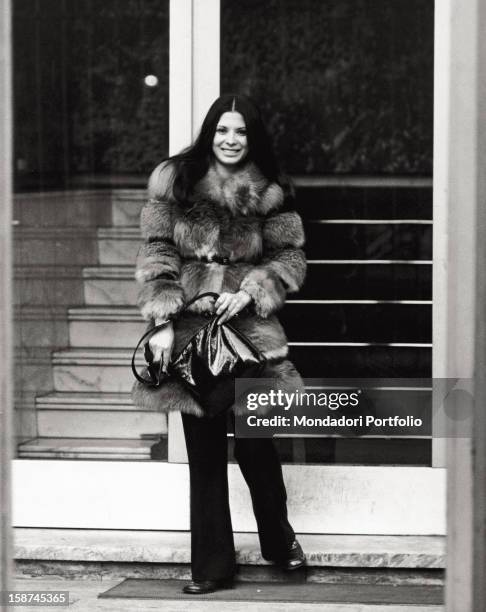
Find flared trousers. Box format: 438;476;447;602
181;411;296;581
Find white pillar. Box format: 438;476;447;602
169;0;220;154
169;0;193;155
168;0;220;462
0;0;13;606
472;0;486;605
431;0;451;470
192;0;220;136
439;0;486;609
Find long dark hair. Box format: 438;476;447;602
165;94;289;204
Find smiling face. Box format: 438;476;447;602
212;111;249;167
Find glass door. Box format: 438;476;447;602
11;0;445;534
215;0;443;535
13;0;170;461
221;0;434;467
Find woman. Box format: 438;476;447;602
132;94;307;594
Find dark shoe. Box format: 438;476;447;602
278;539;306;571
182;578;234;594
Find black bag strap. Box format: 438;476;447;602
183;291;220;309
131;320;170;385
131;292;220;385
181;291;266;362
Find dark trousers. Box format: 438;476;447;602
181;411;295;581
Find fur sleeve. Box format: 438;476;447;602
147;160;176;200
240;210;306;317
135;163;185;321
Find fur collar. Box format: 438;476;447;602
192;162;284;216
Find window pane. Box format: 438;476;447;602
14;0;169;190
221;0;433;176
13;0;169;460
221;0;434;466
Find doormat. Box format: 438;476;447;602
99;579;444;605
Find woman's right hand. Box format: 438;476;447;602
147;321;175;373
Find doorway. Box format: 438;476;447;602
10;0;445;535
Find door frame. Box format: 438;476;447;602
10;0;447;535
1;0;13;600
167;0;446;467
167;0;220;462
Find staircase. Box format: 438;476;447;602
14;528;445;607
16;190;167;460
13;180;440;605
16;178;432;463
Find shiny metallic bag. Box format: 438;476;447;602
131;292;266;417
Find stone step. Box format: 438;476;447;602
68;303;432;348
305;221;432;260
52;348;141;393
293;344;431;378
52;345;431;394
98;227;140;265
83;262;432;306
35;392;167;439
16;437;160;459
34;391;431;461
68;306;145;348
14;347;54;394
36;391;136;410
293;262;432;301
280;302;431;343
13;528;445;588
14;226;100;266
14;305;69;348
14;190;114;227
98;222;432;265
109;182;432;227
14;264;86;307
83;266;137;306
111;190;146;227
294;182;432;220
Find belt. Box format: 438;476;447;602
188;255;231;265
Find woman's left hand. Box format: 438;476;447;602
215;290;252;325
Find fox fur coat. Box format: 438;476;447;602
131;160;307;416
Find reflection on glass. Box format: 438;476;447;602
221;0;433;465
14;0;169;191
13;0;169;460
221;0;433;176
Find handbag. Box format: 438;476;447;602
131;292;266;417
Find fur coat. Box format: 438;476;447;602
131;160;307;416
